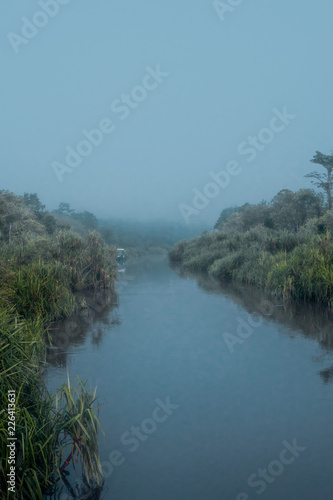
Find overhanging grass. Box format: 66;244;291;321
0;312;104;499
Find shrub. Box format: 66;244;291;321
168;239;189;262
169;220;333;305
209;251;245;280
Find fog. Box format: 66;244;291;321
1;0;333;226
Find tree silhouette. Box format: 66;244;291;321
305;151;333;210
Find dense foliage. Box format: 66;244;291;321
0;191;117;498
170;188;333;306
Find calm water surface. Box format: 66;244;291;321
44;255;333;500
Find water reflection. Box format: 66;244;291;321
44;257;333;500
43;475;105;500
44;289;119;370
43;289;118;499
172;265;333;355
319;365;333;384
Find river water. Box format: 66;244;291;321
44;255;333;500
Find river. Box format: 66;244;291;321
43;255;333;500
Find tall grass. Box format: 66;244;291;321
14;262;75;319
0;224;117;496
169;228;333;305
0;311;105;499
0;230;117;320
55;376;104;486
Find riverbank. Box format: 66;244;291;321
0;191;117;498
169;229;333;305
169;192;333;306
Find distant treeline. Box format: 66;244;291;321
98;217;204;257
13;198;203;257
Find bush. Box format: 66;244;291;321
209;251;245;280
168;239;189;262
183;249;224;272
169;220;333;305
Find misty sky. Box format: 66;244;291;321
1;0;333;225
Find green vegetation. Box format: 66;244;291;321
305;151;333;210
170;152;333;306
0;191;117;498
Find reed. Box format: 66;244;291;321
0;202;117;496
0;311;106;498
169;227;333;305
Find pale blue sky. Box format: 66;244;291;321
1;0;333;225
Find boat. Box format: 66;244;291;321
116;248;126;263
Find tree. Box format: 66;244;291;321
43;214;57;235
238;201;273;231
305;151;333;210
215;203;274;232
23;193;45;214
0;191;44;242
270;189;324;231
99;227;117;245
71;211;98;231
54;202;74;215
295;189;324;224
214;206;238;230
